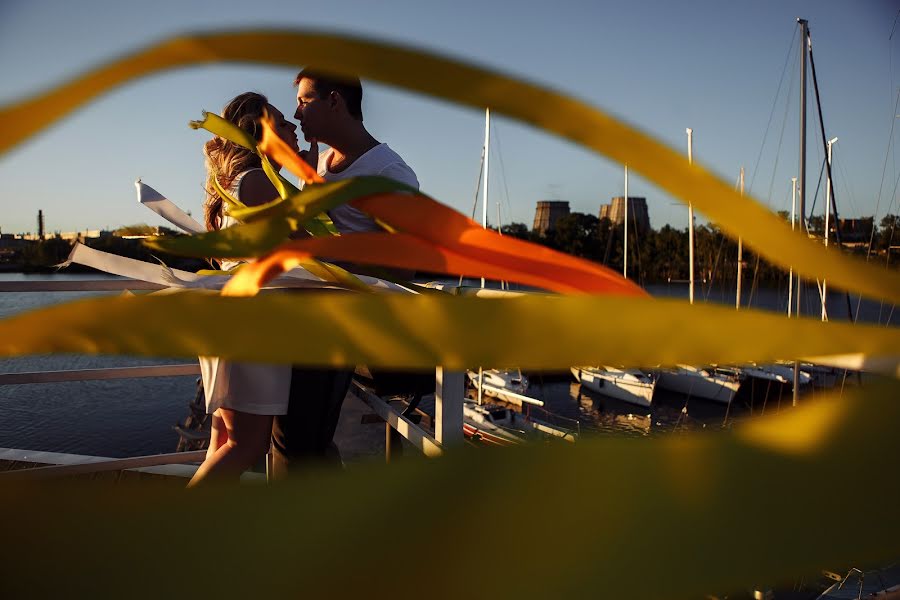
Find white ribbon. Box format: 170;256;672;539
132;180;416;294
135;179;205;234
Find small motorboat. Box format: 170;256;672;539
466;368;537;406
463;401;577;445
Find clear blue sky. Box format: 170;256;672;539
1;0;898;235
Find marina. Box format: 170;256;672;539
0;274;875;462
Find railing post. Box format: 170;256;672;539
385;422;404;462
434;367;464;448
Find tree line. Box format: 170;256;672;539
499;212;900;289
11;214;899;285
12;225;205;273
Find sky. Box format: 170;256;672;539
1;0;898;236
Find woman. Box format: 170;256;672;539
189;92;299;487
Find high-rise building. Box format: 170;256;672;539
533;200;570;234
599;196;650;231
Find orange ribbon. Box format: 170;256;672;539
243;106;645;298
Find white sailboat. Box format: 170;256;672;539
752;21;847;398
656;365;742;404
570;366;656;408
466;368;539;407
571;168;657;408
742;363;812;388
466;108;543;406
656;150;744;405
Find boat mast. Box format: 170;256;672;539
793;18;808;408
796;19;808;316
788;176;797;317
478;108;491;404
807;25;856;324
736;167;744;309
497;200;507;291
686;128;695;305
624;165;629;278
481;108;490;288
822;136;837;321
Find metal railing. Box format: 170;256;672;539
0;364;200;385
0;447;207;480
0;278;465;478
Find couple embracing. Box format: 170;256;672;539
190;70;418;486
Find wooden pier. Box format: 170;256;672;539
0;278;466;482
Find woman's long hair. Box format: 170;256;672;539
203;92;268;231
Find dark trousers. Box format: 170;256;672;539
270;367;353;478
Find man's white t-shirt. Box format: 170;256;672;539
316;143;419;233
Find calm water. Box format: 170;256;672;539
0;273;195;457
0;273;893;457
516;377;816;438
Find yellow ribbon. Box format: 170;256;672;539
0;292;896;373
1;382;897;597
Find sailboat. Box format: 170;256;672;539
462;400;577;445
465;368;532;405
657;151;747;405
570;366;656;408
465;108;547;408
740;363;811;391
747;19;852;398
656;365;742;404
570;167;657;408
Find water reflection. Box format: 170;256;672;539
519;378;761;438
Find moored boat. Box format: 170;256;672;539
802;362;857;389
656;365;742;404
741;363;812;388
466;368;528;397
571;366;656;408
466;368;545;407
462;401;577;445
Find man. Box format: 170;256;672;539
295;69;419;229
270;70;419;477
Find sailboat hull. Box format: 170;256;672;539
657;368;740;404
571;367;655;408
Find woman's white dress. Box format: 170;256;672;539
198;168;292;415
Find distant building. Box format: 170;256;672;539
533;200;570;235
57;229;104;242
0;233;27;252
599;196;650;231
4;230;110;242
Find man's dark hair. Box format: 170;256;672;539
294;69;363;120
